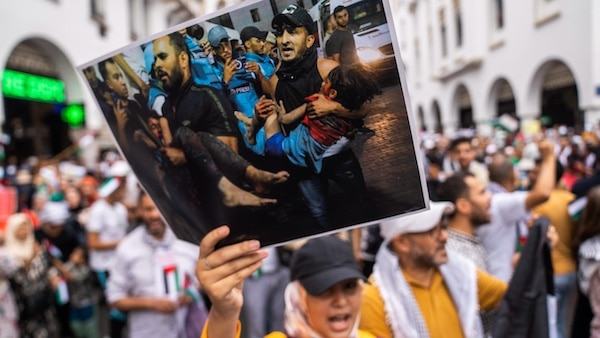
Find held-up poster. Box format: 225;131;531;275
78;0;428;248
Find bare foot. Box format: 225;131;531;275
234;111;257;145
218;177;277;207
246;166;290;185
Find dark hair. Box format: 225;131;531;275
449;136;472;152
327;65;381;111
168;31;189;56
573;186;600;252
333;5;347;15
98;58;116;82
566;153;585;170
488;153;513;184
437;171;475;204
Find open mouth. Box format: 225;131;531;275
328;314;352;332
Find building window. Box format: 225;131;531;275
453;0;462;47
535;0;560;26
211;13;234;31
90;0;107;37
439;9;447;57
495;0;504;29
91;0;104;20
250;8;261;23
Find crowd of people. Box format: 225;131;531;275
197;122;600;338
3;3;600;338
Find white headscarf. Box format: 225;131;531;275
4;213;35;265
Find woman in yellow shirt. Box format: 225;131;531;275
196;225;376;338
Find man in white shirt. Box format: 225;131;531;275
86;176;129;337
107;192;201;338
476;140;555;282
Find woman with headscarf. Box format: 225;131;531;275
0;240;19;337
196;225;376;338
5;213;60;337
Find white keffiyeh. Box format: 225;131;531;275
372;245;483;338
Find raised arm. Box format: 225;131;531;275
525;140;556;211
196;226;268;338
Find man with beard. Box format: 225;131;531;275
153;32;239;158
437;171;497;335
437;171;492;270
256;4;370;229
325;5;359;66
359;201;507;338
106;192;201;338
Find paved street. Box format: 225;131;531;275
339;78;426;222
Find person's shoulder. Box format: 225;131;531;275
491;190;527;205
358;329;378;338
552;188;576;202
317;57;339;77
116;226;144;251
174;239;199;258
89;198;108;211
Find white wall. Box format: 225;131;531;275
392;0;596;134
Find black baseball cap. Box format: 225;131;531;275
290;236;365;296
272;4;315;35
240;26;268;43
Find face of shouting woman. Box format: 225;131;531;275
305;278;363;338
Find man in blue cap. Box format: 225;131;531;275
206;25;271;156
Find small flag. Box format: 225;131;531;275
55;278;69;305
569;196;587;221
162;264;179;301
44;240;63;260
98;177;122;198
183;274;200;303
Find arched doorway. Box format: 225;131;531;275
454;84;474;129
2;38;80;165
531;60;581;130
489;78;516;117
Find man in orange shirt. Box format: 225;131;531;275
359;201;507;338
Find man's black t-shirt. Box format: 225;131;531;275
325;29;359;66
162;79;238;137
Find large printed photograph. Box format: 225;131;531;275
78;0;427;247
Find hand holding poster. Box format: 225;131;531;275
79;0;427;247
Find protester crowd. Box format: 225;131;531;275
3;3;600;338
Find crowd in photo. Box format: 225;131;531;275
81;3;388;248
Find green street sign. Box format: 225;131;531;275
2;69;66;103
